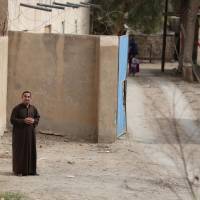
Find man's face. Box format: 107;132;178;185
22;92;31;105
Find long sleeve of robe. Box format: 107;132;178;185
10;103;40;176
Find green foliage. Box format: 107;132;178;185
0;192;27;200
128;0;165;34
169;0;181;12
92;0;166;34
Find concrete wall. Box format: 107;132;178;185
7;31;119;142
97;37;118;143
8;0;90;34
0;37;8;136
134;34;175;61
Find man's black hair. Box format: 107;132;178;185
22;91;31;97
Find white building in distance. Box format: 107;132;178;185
8;0;90;34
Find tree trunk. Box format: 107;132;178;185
192;19;199;64
0;0;8;36
178;0;190;72
181;0;200;82
113;1;129;35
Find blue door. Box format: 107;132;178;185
117;35;128;137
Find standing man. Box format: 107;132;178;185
10;91;40;176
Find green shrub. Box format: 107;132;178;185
0;192;27;200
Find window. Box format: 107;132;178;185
44;24;51;33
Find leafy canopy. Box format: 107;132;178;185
92;0;166;34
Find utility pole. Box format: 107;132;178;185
161;0;169;72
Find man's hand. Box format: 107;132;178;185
24;117;34;125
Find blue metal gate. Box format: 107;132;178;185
117;35;128;137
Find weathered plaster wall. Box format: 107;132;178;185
97;36;118;143
134;34;175;61
0;36;8;136
7;32;119;142
8;32;99;141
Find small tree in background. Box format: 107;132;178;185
92;0;165;35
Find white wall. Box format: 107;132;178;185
0;36;8;136
8;0;90;34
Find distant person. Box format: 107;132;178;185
10;91;40;176
130;57;140;75
128;36;139;75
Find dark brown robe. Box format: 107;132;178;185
10;103;40;176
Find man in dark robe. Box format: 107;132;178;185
10;91;40;176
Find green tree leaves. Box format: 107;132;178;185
92;0;165;34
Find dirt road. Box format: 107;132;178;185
1;63;200;200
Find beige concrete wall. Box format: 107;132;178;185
7;31;119;143
134;34;175;61
0;37;8;136
8;0;90;34
97;36;118;143
8;31;99;141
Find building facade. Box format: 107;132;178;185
8;0;90;34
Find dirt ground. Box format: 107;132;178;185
1;62;200;200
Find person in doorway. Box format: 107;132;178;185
10;91;40;176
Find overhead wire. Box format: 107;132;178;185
27;9;89;33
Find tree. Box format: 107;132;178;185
92;0;165;35
168;0;199;81
180;0;200;81
0;0;8;36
